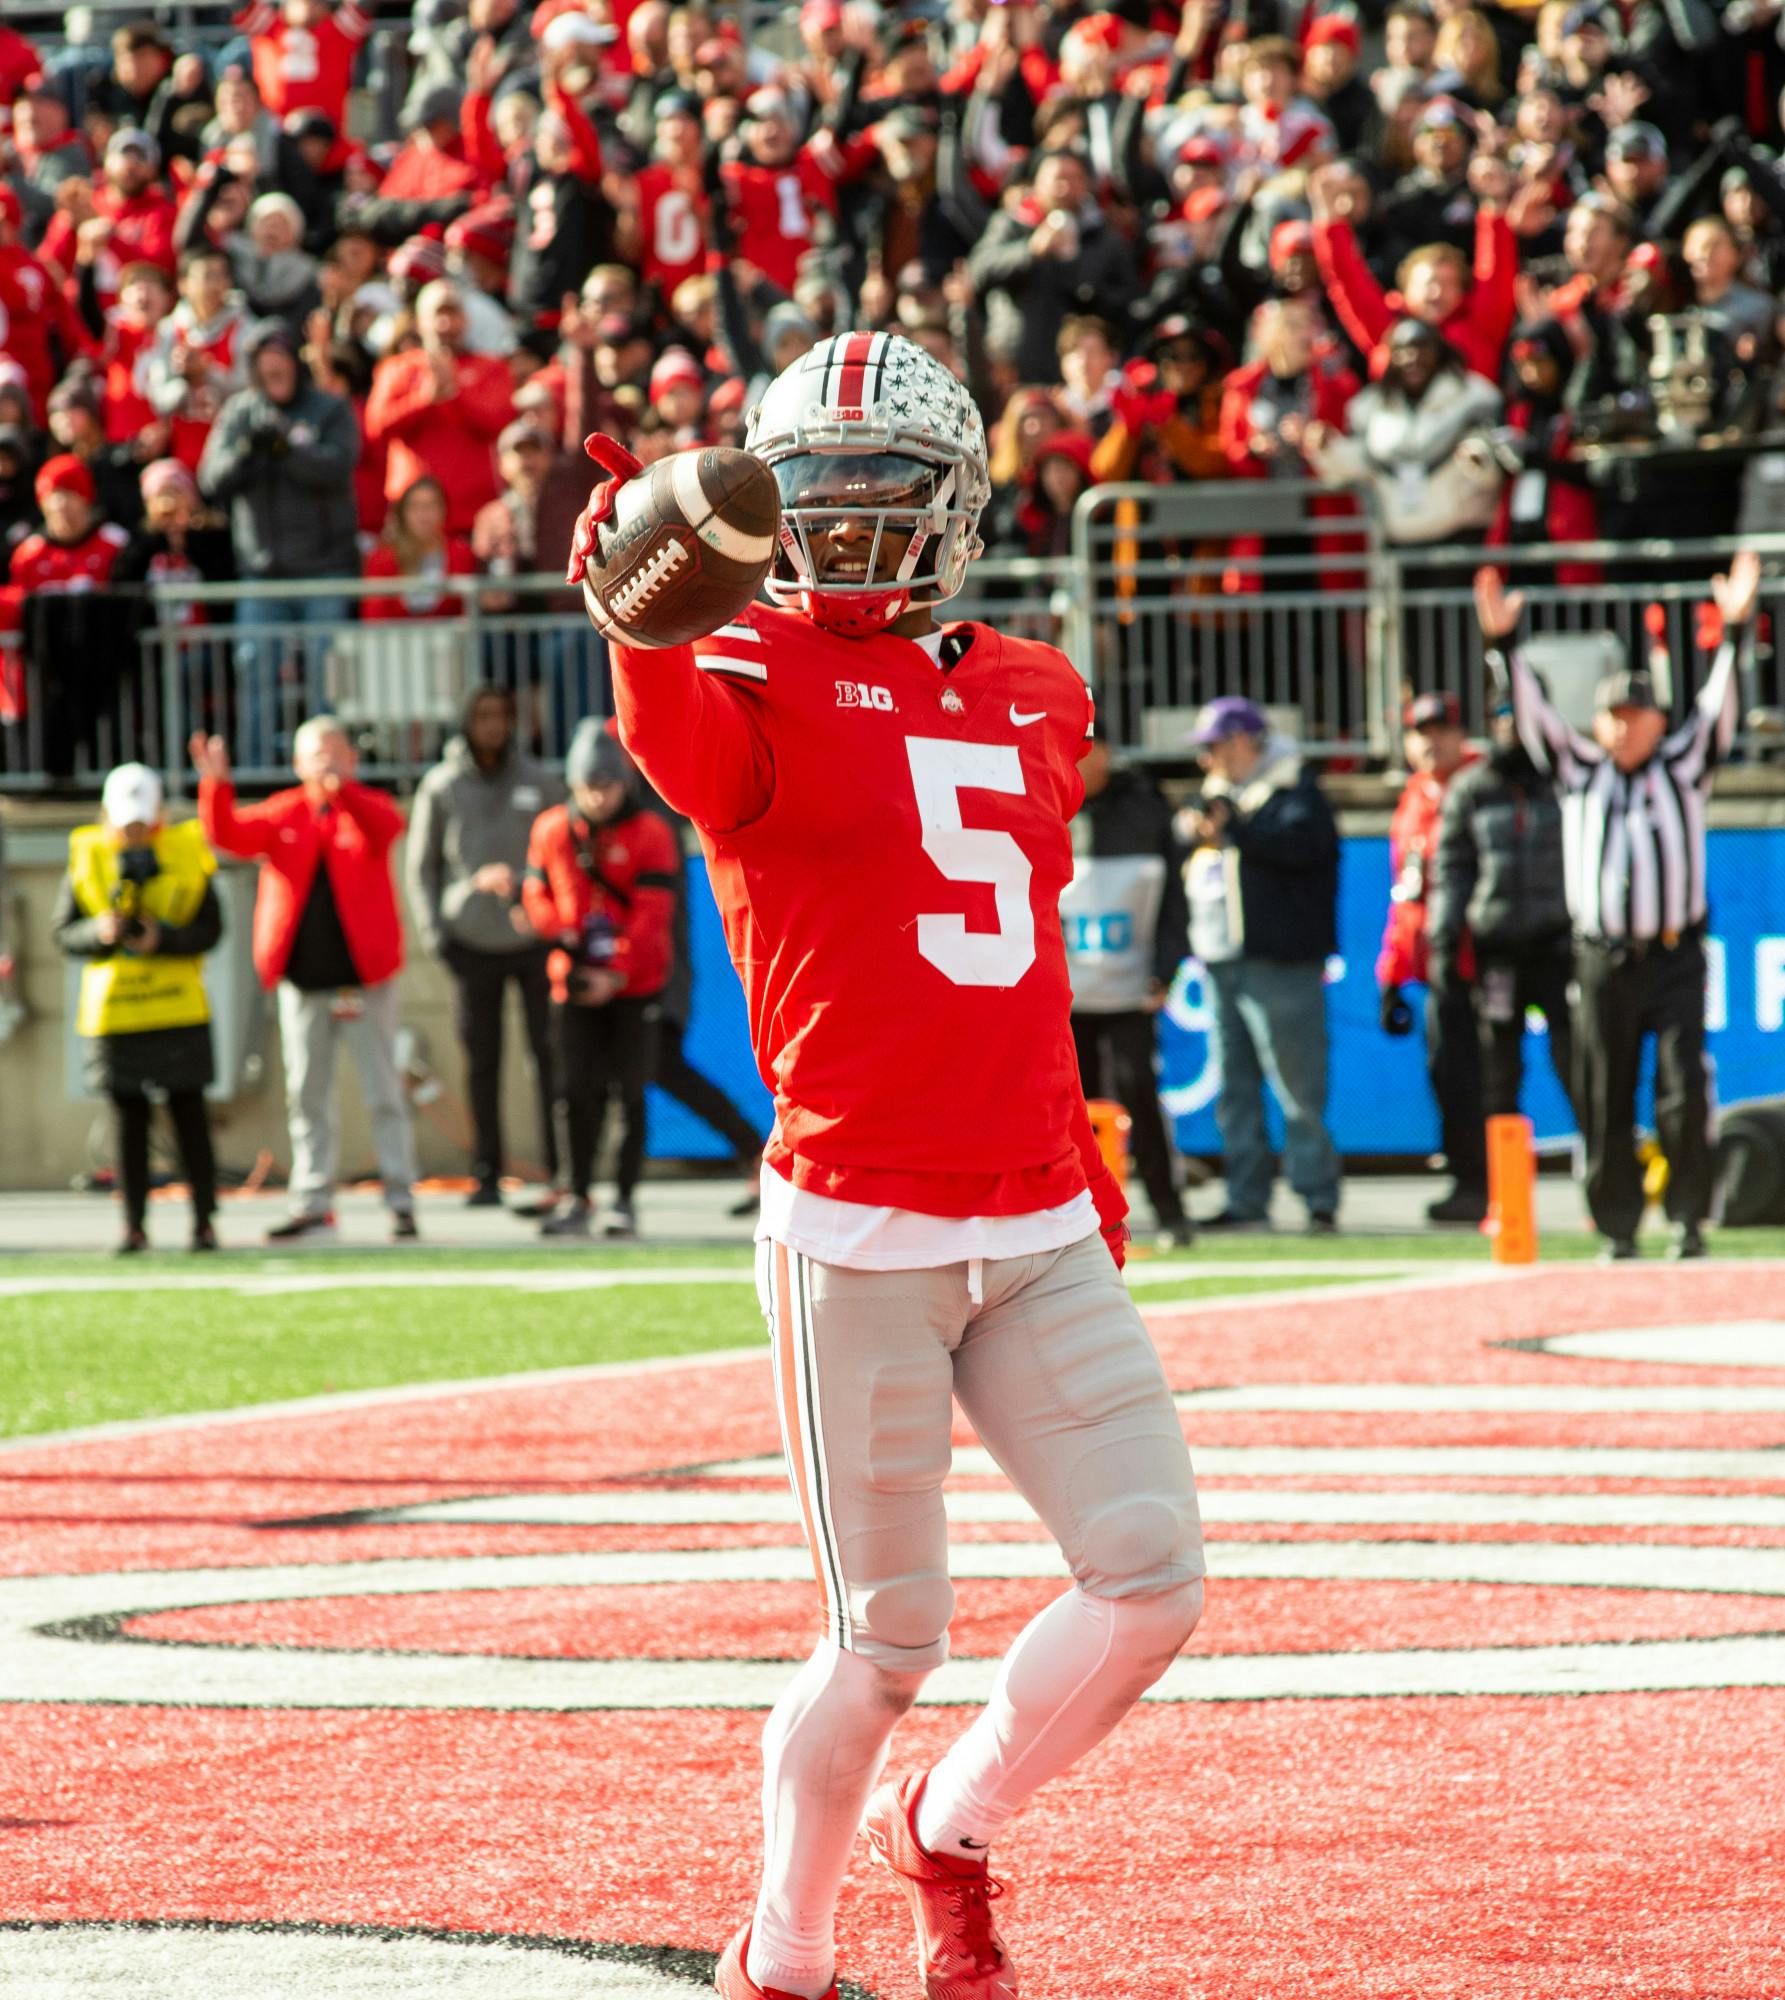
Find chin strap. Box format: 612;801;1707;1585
565;432;646;586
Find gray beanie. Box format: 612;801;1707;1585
566;716;633;791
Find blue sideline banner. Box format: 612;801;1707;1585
655;832;1785;1160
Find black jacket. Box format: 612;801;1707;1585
1223;759;1340;965
1429;742;1572;955
1076;766;1189;992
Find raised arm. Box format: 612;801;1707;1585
1664;550;1758;784
1472;566;1592;780
569;441;776;832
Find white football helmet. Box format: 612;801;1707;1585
745;330;991;637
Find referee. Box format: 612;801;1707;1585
1472;556;1756;1262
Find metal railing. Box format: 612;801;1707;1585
3;506;1782;794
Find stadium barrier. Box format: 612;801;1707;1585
3;505;1784;794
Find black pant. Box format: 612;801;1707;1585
1070;1008;1185;1227
1574;933;1710;1240
1474;943;1577;1123
112;1089;216;1232
1426;978;1487;1192
556;996;658;1201
447;942;557;1187
654;1019;764;1162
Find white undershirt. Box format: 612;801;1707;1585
754;627;1099;1276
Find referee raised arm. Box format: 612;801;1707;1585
1472;555;1757;1262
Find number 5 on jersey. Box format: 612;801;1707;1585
905;736;1036;988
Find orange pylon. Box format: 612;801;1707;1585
1087;1099;1133;1186
1485;1113;1539;1264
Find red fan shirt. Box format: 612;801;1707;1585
611;602;1124;1230
720;151;840;293
233;0;374;129
10;522;129;592
0;243;96;414
634;164;712;299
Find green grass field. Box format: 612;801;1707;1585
0;1254;1378;1440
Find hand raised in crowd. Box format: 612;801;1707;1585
171;51;207;96
1589;72;1651;130
1469;154;1512;208
189;733;233;785
1472;567;1525;641
1307;162;1361;225
1506;182;1558;239
857;251;893;325
466;32;504;98
1711;548;1762;627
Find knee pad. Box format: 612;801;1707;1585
1076;1494;1205;1600
851;1571;955;1674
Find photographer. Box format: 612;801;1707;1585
52;763;222;1254
522;720;678;1241
198;323;359;767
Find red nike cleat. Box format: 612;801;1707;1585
861;1772;1019;1999
714;1924;838;2000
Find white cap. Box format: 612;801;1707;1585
541;11;617;50
101;762;164;828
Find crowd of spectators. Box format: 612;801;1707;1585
2;0;1785;771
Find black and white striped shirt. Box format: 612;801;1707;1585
1488;629;1747;944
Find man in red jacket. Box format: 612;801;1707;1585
192;721;419;1242
1376;691;1485;1222
522;718;678;1239
365;279;514;532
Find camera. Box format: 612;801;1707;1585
112;846;158;946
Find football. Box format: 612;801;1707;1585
579;446;781;649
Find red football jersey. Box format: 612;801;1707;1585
634;164;712;299
234;0;372;128
10;523;129;593
611;604;1123;1229
720;153;838;293
0;244;92;412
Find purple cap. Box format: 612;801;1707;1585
1187;696;1268;746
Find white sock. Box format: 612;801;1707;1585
914;1582;1203;1860
748;1640;926;1998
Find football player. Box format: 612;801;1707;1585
572;333;1205;2000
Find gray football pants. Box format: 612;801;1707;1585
276;979;418;1217
755;1230;1204;1674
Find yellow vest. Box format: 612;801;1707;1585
69;819;216;1038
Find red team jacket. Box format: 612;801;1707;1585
522;802;679;1004
198;777;406;990
612;603;1126;1235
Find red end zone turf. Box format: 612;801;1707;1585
2;1264;1783;1999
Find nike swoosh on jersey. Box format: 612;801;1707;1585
1009;706;1047;727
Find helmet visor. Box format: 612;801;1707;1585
772;452;944;511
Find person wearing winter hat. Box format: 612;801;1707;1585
8;454;133;777
648;346;707;437
444;202;522;358
520;719;680;1239
52;762;223;1253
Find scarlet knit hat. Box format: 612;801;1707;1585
0;184;20;231
1305;13;1362;54
389;233;448;285
648;347;704;404
36;453;95;505
447;201;516;268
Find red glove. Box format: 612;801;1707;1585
1102;1218;1129;1271
564;432;645;586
